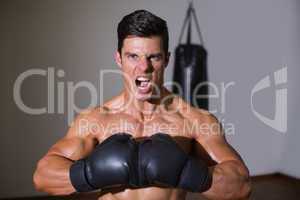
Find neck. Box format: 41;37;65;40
121;87;172;122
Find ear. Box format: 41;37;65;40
164;52;171;68
114;50;122;68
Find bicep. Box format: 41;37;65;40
196;135;243;164
46;136;96;161
46;113;98;161
194;114;244;164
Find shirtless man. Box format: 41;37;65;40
33;10;251;200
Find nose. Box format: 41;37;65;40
138;57;153;73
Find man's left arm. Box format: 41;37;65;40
193;114;251;200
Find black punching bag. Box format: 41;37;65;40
173;2;208;110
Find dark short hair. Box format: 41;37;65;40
117;10;169;54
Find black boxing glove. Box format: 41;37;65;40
69;133;139;192
138;133;211;192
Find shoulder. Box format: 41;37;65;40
176;97;216;122
66;93;125;139
176;98;221;139
73;92;124;125
66;106;109;138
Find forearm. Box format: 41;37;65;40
202;160;251;200
33;154;75;195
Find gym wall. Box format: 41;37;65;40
0;0;299;198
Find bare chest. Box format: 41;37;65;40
98;187;186;200
92;113;195;154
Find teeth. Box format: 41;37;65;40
140;81;149;87
137;77;150;82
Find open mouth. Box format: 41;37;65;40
135;76;152;93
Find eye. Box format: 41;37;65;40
128;54;138;60
149;55;162;62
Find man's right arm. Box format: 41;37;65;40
33;112;98;195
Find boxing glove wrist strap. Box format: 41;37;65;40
178;157;212;192
69;159;94;192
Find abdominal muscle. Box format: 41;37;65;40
99;187;187;200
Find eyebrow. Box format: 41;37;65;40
123;52;163;58
124;52;137;56
148;53;163;58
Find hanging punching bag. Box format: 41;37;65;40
173;2;208;110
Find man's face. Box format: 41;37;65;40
115;36;169;101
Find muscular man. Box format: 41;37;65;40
33;10;251;200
